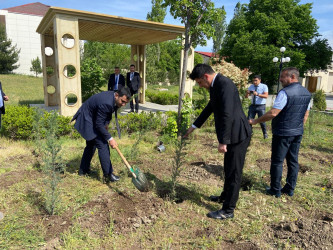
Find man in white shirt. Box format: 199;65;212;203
0;81;9;129
246;75;269;139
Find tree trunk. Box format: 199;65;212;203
177;43;190;133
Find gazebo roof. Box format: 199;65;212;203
36;7;185;45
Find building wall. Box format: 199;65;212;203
0;10;43;75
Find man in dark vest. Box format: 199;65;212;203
184;64;252;220
249;67;311;197
72;87;131;183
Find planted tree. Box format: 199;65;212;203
0;24;20;73
30;57;42;77
162;0;223;127
33;110;65;215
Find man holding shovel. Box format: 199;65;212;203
72;87;131;183
184;64;252;220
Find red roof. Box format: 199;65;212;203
3;2;50;16
195;51;219;58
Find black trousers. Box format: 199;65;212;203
79;135;113;177
221;136;251;213
130;90;139;112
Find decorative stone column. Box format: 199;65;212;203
45;14;82;117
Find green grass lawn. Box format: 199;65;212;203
1;74;44;106
0;74;200;106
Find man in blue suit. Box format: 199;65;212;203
0;81;9;129
72;87;131;183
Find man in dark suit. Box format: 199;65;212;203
0;81;9;129
184;64;252;220
108;66;125;91
72;87;131;183
126;64;141;113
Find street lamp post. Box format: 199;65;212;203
273;47;291;92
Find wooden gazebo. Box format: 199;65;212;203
36;7;195;116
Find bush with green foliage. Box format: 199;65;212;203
1;105;35;139
1;105;77;139
80;58;106;101
146;89;179;105
110;111;163;136
313;90;327;111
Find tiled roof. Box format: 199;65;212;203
3;2;50;16
195;51;219;58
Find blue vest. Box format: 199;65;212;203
272;83;311;136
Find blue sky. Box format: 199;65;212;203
1;0;332;51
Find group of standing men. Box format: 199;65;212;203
184;64;311;220
71;62;311;221
107;64;140;113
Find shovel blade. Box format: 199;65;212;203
131;168;149;192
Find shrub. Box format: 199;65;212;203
313;90;327;111
110;111;163;136
1;105;77;139
1;105;35;139
146;89;178;105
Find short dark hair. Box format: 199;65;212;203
282;67;299;79
114;66;120;69
253;75;261;80
130;64;135;68
117;86;131;99
189;64;215;80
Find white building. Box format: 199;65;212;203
0;2;50;75
302;57;333;93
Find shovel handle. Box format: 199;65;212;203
114;146;137;179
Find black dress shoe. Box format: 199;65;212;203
104;173;120;183
110;173;120;182
207;209;234;220
78;169;91;176
209;195;225;203
265;187;281;198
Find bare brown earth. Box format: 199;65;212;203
1;132;332;249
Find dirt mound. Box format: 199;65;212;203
269;213;333;249
0;170;42;189
77;190;165;235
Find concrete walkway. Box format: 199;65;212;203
119;101;178;115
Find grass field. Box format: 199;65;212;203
0;74;332;249
0;74;197;106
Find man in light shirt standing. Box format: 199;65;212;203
249;67;311;198
246;75;269;139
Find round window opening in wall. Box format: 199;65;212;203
46;66;54;77
61;34;75;49
65;93;78;106
63;65;76;78
47;85;56;94
45;47;53;56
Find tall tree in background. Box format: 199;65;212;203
0;24;20;73
146;0;168;85
30;57;42;77
162;0;221;126
212;6;227;54
221;0;331;90
82;41;131;80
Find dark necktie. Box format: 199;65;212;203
253;86;258;105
